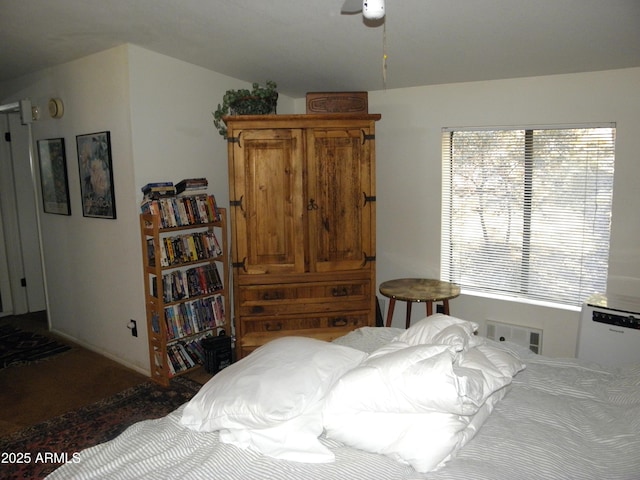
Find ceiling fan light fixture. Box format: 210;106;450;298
363;0;385;20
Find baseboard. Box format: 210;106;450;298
50;328;150;377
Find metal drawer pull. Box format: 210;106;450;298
265;322;283;331
332;287;349;297
331;318;348;327
262;292;281;300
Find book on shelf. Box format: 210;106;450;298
151;311;161;335
146;239;156;267
176;343;196;368
186;337;206;363
167;344;187;372
154;348;168;375
152;262;223;301
165;332;216;375
142;182;176;199
162;294;225;341
155;230;221;265
176;177;208;195
141;194;220;227
142;181;173;192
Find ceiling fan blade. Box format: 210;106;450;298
341;0;362;14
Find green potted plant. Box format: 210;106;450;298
213;80;278;137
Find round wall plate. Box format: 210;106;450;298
48;98;64;118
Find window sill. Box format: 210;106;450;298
459;288;581;312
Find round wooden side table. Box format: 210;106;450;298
379;278;461;328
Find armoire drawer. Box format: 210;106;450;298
240;312;370;334
238;280;371;316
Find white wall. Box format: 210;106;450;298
0;45;145;368
128;45;295;209
0;44;295;374
2;44;637;368
125;47;295;372
364;67;640;357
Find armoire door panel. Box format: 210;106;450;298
230;129;305;274
225;114;380;358
307;128;374;272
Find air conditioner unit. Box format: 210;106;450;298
486;320;542;354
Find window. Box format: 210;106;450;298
441;125;615;307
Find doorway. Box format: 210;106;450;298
0;102;46;317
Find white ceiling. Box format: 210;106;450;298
1;0;639;98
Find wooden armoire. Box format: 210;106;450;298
224;113;381;358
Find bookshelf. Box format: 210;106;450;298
139;198;230;387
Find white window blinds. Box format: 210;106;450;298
441;125;615;307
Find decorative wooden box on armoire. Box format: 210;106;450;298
224;113;381;358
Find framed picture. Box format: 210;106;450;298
37;138;71;215
76;131;116;219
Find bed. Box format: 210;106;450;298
47;314;640;480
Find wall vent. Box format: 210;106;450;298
486;320;542;354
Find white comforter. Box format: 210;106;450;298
322;318;526;472
48;327;640;480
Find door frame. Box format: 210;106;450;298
0;100;48;320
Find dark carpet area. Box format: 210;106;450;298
0;376;201;480
0;324;71;369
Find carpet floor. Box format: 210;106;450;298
0;377;201;480
0;324;71;368
0;312;152;436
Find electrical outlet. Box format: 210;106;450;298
127;319;138;337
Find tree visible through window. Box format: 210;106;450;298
441;125;615;307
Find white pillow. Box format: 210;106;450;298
323;336;523;472
475;343;526;377
324;342;476;416
181;336;367;430
325;408;467;471
218;402;332;463
180;336;367;462
453;344;525;405
394;314;480;351
323;343;470;472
